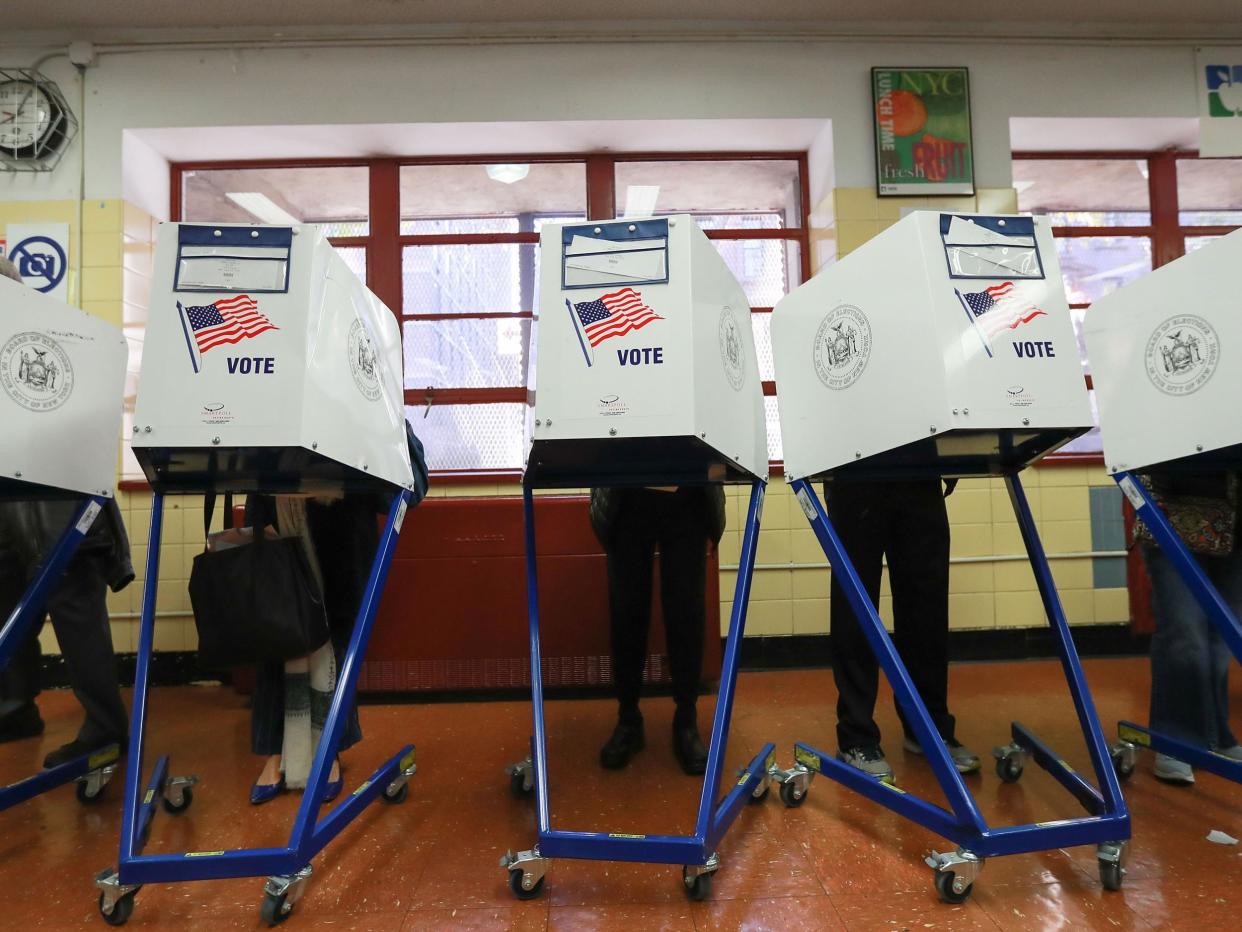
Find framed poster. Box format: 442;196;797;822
872;67;974;197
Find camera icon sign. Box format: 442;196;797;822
9;236;68;293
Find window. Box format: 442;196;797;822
1013;152;1241;458
176;155;810;474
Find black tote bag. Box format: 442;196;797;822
188;493;331;668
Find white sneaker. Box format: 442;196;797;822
902;736;982;774
837;745;895;782
1153;753;1195;785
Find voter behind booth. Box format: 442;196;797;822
589;484;726;775
246;422;428;804
1132;471;1242;784
824;477;980;781
0;255;133;767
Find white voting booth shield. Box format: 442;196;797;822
1086;227;1242;474
526;216;767;484
0;277;127;499
132;223;412;492
773;211;1092;481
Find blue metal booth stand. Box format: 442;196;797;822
1109;467;1242;787
0;490;121;812
500;445;773;902
771;457;1131;901
94;450;414;926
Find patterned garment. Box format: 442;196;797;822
1132;474;1238;556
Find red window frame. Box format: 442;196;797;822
170;153;812;480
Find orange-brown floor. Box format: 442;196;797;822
0;657;1239;930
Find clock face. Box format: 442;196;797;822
0;81;55;155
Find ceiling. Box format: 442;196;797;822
6;0;1242;41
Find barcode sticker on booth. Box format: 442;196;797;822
76;501;103;534
395;499;409;532
795;488;818;522
1118;476;1145;510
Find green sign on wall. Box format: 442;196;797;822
871;67;974;197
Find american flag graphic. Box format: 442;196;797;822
572;288;662;347
181;295;278;354
957;281;1047;353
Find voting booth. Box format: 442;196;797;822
96;223;417;928
774;211;1092;482
766;212;1129;902
502;216;774;902
0;278;127;810
1085;228;1242;789
526;216;767;485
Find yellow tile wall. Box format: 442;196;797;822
8;191;1131;660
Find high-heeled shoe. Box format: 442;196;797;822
250;775;286;806
322;759;343;804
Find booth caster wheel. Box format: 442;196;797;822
501;848;547;900
260;891;293;926
934;870;974;904
683;870;712;901
996;755;1024;783
748;781;770;804
507;868;545;900
77;779;107;805
98;891;136;926
1110;743;1136;782
163;786;193;814
382;781;409;804
779;780;807;808
1099;859;1123;891
1097;841;1127;892
509;770;533;799
682;852;720;902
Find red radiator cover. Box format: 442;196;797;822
358;495;722;693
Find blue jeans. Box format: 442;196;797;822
1144;544;1240;751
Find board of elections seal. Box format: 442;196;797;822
718;306;746;391
813;304;871;391
1;331;74;412
347;319;382;402
1144;314;1219;397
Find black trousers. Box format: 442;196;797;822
605;489;709;726
825;480;955;751
0;549;129;744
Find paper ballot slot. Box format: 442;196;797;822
530;215;766;485
1086;228;1242;473
773;211;1091;481
134;223;413;494
941;214;1045;280
174;225;292;294
561;219;670;290
0;278;127;499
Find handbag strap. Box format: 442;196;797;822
203;491;236;541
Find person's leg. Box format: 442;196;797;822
43;554;128;751
824;482;887;753
886;480;956;743
0;550;46;736
1203;550;1242;750
606;495;656;726
1145;545;1218;767
655;490;709;773
250;660;286;799
600;492;656;767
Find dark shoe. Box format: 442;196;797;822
600;721;645;769
0;703;44;744
673;723;708;776
250;775;287;805
322;759;343;804
43;737;120;770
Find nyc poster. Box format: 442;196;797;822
872;67;975;197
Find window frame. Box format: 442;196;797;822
170;152;812;479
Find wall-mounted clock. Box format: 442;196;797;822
0;68;77;172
